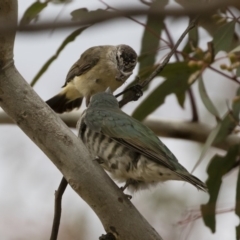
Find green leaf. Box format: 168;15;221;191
71;8;109;22
20;1;48;26
137;0;168;81
30;27;87;86
236;166;240;240
214;87;240;143
132;62;197;121
122;0;168;96
201;145;240;233
191;122;221;174
182;19;199;54
198;76;220;118
213;21;236;54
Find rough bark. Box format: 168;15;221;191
0;1;162;239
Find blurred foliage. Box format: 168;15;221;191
19;0;240;239
201;145;240;233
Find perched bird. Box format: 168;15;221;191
77;90;207;192
46;45;137;113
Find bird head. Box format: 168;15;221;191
88;88;119;109
116;44;137;73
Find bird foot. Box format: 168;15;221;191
130;84;143;100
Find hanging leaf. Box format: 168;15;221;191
71;8;109;22
20;1;48;26
212;21;236;54
182;19;199;54
123;0;168;93
132;62;198;121
30;27;87;86
201;145;240;233
191;122;221;174
198;76;220;118
214;87;240;143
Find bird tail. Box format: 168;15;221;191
178;172;207;192
46;92;83;114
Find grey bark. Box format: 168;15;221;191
0;1;162;239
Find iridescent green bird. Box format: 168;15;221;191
78;90;207;192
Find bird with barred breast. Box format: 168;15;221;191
77;89;207;192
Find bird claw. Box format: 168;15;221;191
131;84;143;100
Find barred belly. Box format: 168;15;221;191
79;123;179;186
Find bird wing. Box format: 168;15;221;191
63;47;101;87
85;108;182;170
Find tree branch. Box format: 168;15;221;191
1;112;238;152
0;0;239;33
0;1;162;240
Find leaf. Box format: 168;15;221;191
182;19;199;54
201;145;240;233
30;27;87;86
137;0;168;81
132;62;198;121
71;8;109;22
20;1;48;26
198;76;220;118
213;21;236;54
214;87;240;143
191;122;221;174
123;0;168;93
236;167;240;240
230;45;240;53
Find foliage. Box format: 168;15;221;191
19;0;240;239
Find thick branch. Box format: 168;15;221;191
0;1;162;240
0;0;239;33
1;112;238;151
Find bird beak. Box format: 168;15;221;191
105;87;113;94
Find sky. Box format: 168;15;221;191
0;0;239;239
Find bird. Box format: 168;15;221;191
77;89;207;192
46;44;137;113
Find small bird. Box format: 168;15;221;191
78;90;207;192
46;45;137;113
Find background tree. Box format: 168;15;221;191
0;0;240;239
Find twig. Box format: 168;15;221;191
118;17;199;107
141;17;198;87
188;88;199;122
163;22;199;122
50;177;68;240
208;65;240;84
100;0;170;46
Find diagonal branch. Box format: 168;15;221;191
0;1;162;240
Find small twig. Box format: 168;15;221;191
164;22;199;122
50;177;68;240
100;0;170;46
208;65;240;84
141;17;199;87
117;17;199;107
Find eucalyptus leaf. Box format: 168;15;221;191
132;62;198;121
31;27;87;86
71;8;109;22
191;122;221;174
20;1;48;26
198;76;220;118
213;21;236;54
214;87;240;143
201;145;240;233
